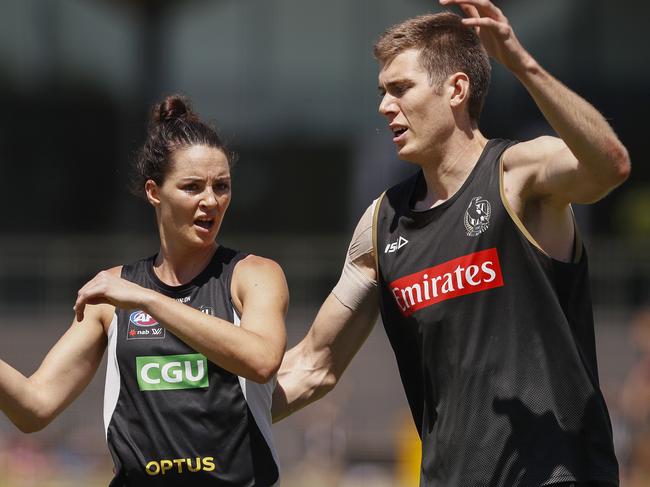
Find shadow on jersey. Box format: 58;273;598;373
491;394;615;486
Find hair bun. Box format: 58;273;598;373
153;95;199;124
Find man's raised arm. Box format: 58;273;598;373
442;0;630;205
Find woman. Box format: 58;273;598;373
0;95;288;486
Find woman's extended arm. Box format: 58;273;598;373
0;303;110;432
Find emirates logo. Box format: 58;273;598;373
464;196;491;236
389;248;504;316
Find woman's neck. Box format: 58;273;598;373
153;241;218;286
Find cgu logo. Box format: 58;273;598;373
129;310;159;328
136;354;209;391
145;457;215;476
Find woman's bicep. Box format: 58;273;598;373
234;256;288;354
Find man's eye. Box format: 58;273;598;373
183;184;199;192
215;183;230;191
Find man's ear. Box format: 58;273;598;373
145;179;161;207
448;72;471;110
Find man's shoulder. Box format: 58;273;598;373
502;136;564;171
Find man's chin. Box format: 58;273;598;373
396;146;420;164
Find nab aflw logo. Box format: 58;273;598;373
464;196;491;236
385;236;409;254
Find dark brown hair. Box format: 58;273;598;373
373;12;491;122
132;94;235;198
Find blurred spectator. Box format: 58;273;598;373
619;308;650;483
620;308;650;425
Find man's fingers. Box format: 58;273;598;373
74;304;85;323
440;0;504;21
459;3;480;20
461;17;510;36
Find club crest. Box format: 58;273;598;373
464;196;491;236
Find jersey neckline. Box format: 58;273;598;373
404;139;498;219
144;246;226;297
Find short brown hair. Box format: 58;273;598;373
373;12;491;122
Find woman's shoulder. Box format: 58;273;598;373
234;254;284;277
230;254;288;315
104;265;124;276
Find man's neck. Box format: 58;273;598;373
415;130;488;210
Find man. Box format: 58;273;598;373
273;1;629;485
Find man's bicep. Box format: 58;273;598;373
507;136;607;205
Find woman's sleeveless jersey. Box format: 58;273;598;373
103;246;279;486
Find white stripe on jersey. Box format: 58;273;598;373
103;314;121;440
233;308;280;485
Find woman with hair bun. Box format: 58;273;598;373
0;95;287;486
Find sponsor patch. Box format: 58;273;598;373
127;310;166;340
145;457;216;476
389;248;504;316
136;353;209;391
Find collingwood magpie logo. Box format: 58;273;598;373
464;196;491;236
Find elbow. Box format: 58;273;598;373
250;357;283;384
9;388;54;433
17;421;47;434
608;141;631;186
251;368;277;385
14;412;51;434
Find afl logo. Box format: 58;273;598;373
464;196;491;237
129;311;159;328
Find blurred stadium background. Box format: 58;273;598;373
0;0;648;485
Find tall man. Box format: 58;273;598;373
273;1;630;485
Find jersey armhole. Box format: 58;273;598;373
499;151;582;264
372;191;386;277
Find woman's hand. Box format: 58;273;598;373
74;270;153;322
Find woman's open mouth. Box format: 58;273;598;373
194;218;215;231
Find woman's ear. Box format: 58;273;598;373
145;179;161;207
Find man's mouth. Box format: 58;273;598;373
392;126;408;142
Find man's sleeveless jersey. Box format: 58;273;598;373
103;246;279;486
376;139;618;486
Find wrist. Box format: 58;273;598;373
510;52;543;81
137;288;159;314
